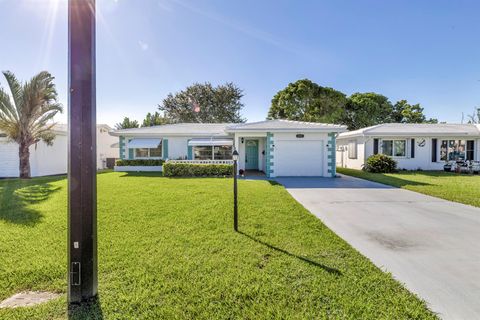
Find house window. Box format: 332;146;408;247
394;140;406;157
382;140;406;157
467;140;475;160
382;140;393;156
348;140;357;159
135;148;148;158
194;145;233;160
135;147;162;159
194;146;213;160
149;147;162;158
214;145;233;160
440;140;466;161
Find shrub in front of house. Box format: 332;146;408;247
115;159;165;166
163;163;233;177
363;154;397;173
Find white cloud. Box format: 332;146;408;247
138;40;149;51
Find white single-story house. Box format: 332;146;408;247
336;123;480;170
109;120;347;177
0;124;118;178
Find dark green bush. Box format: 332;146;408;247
163;163;233;177
363;154;397;173
116;159;165;166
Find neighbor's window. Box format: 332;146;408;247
382;140;406;157
381;140;393;156
467;140;474;160
348;140;357;159
440;140;466;161
194;145;233;160
440;140;448;161
135;147;162;158
394;140;406;157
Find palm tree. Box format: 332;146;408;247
0;71;63;178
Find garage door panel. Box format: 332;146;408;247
275;140;323;176
0;141;20;177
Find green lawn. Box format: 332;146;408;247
338;167;480;208
0;172;436;319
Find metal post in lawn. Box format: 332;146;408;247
68;0;98;305
232;150;239;231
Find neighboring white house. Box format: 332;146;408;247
336;123;480;170
96;124;120;169
0;124;118;178
110;120;347;177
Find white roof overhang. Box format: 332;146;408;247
188;138;233;146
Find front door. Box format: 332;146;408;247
245;140;259;170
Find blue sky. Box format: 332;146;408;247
0;0;479;126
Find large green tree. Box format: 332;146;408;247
141;111;169;127
343;92;393;130
158;82;245;123
267;79;347;123
392;100;437;124
115;117;139;130
0;71;63;178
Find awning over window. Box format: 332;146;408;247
128;138;162;148
188;138;233;146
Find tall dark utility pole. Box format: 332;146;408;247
68;0;97;305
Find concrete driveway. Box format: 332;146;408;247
275;175;480;320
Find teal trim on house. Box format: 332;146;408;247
163;138;169;159
327;132;336;177
119;136;125;159
187;143;193;160
265;132;274;178
128;146;134;160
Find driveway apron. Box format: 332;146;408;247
276;175;480;320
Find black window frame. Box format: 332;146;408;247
467;140;475;161
411;139;415;158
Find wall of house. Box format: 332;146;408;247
122;135;235;161
0;137;20;177
30;134;68;177
233;132;267;173
269;132;331;177
336;137;367;170
0;134;68;178
97;126;119;169
1;125;119;178
338;136;480;171
167;136;189;159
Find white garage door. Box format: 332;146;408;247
275;140;324;176
0;140;19;177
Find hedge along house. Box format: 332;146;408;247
110;120;347;177
336;123;480;171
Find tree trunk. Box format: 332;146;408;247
19;142;31;179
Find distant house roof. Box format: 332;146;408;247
226;119;347;132
109;123;231;137
339;123;480;138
